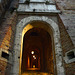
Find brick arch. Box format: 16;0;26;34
12;16;65;75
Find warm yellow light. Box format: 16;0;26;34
33;65;35;68
33;55;36;59
31;51;34;54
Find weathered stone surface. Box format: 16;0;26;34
55;0;75;46
55;0;75;75
0;11;17;75
0;0;75;75
12;16;65;75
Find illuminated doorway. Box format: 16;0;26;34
12;16;65;75
21;27;54;74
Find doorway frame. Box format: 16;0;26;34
11;16;65;75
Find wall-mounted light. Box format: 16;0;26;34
33;55;36;59
31;51;34;54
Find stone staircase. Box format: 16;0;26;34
22;72;53;75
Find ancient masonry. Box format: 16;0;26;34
0;0;75;75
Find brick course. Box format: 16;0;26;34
0;11;17;75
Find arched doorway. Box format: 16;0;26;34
21;27;54;74
12;16;65;75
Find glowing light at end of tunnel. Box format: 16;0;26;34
33;65;35;68
33;55;36;59
31;51;34;54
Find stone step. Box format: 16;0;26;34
22;72;53;75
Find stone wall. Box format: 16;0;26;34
58;16;75;75
0;0;12;23
55;0;75;46
55;1;75;74
0;11;17;75
0;0;75;75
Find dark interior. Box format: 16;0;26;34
21;27;54;74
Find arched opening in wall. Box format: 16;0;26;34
13;17;65;75
21;21;54;75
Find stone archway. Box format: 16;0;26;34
12;16;65;75
22;27;53;74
